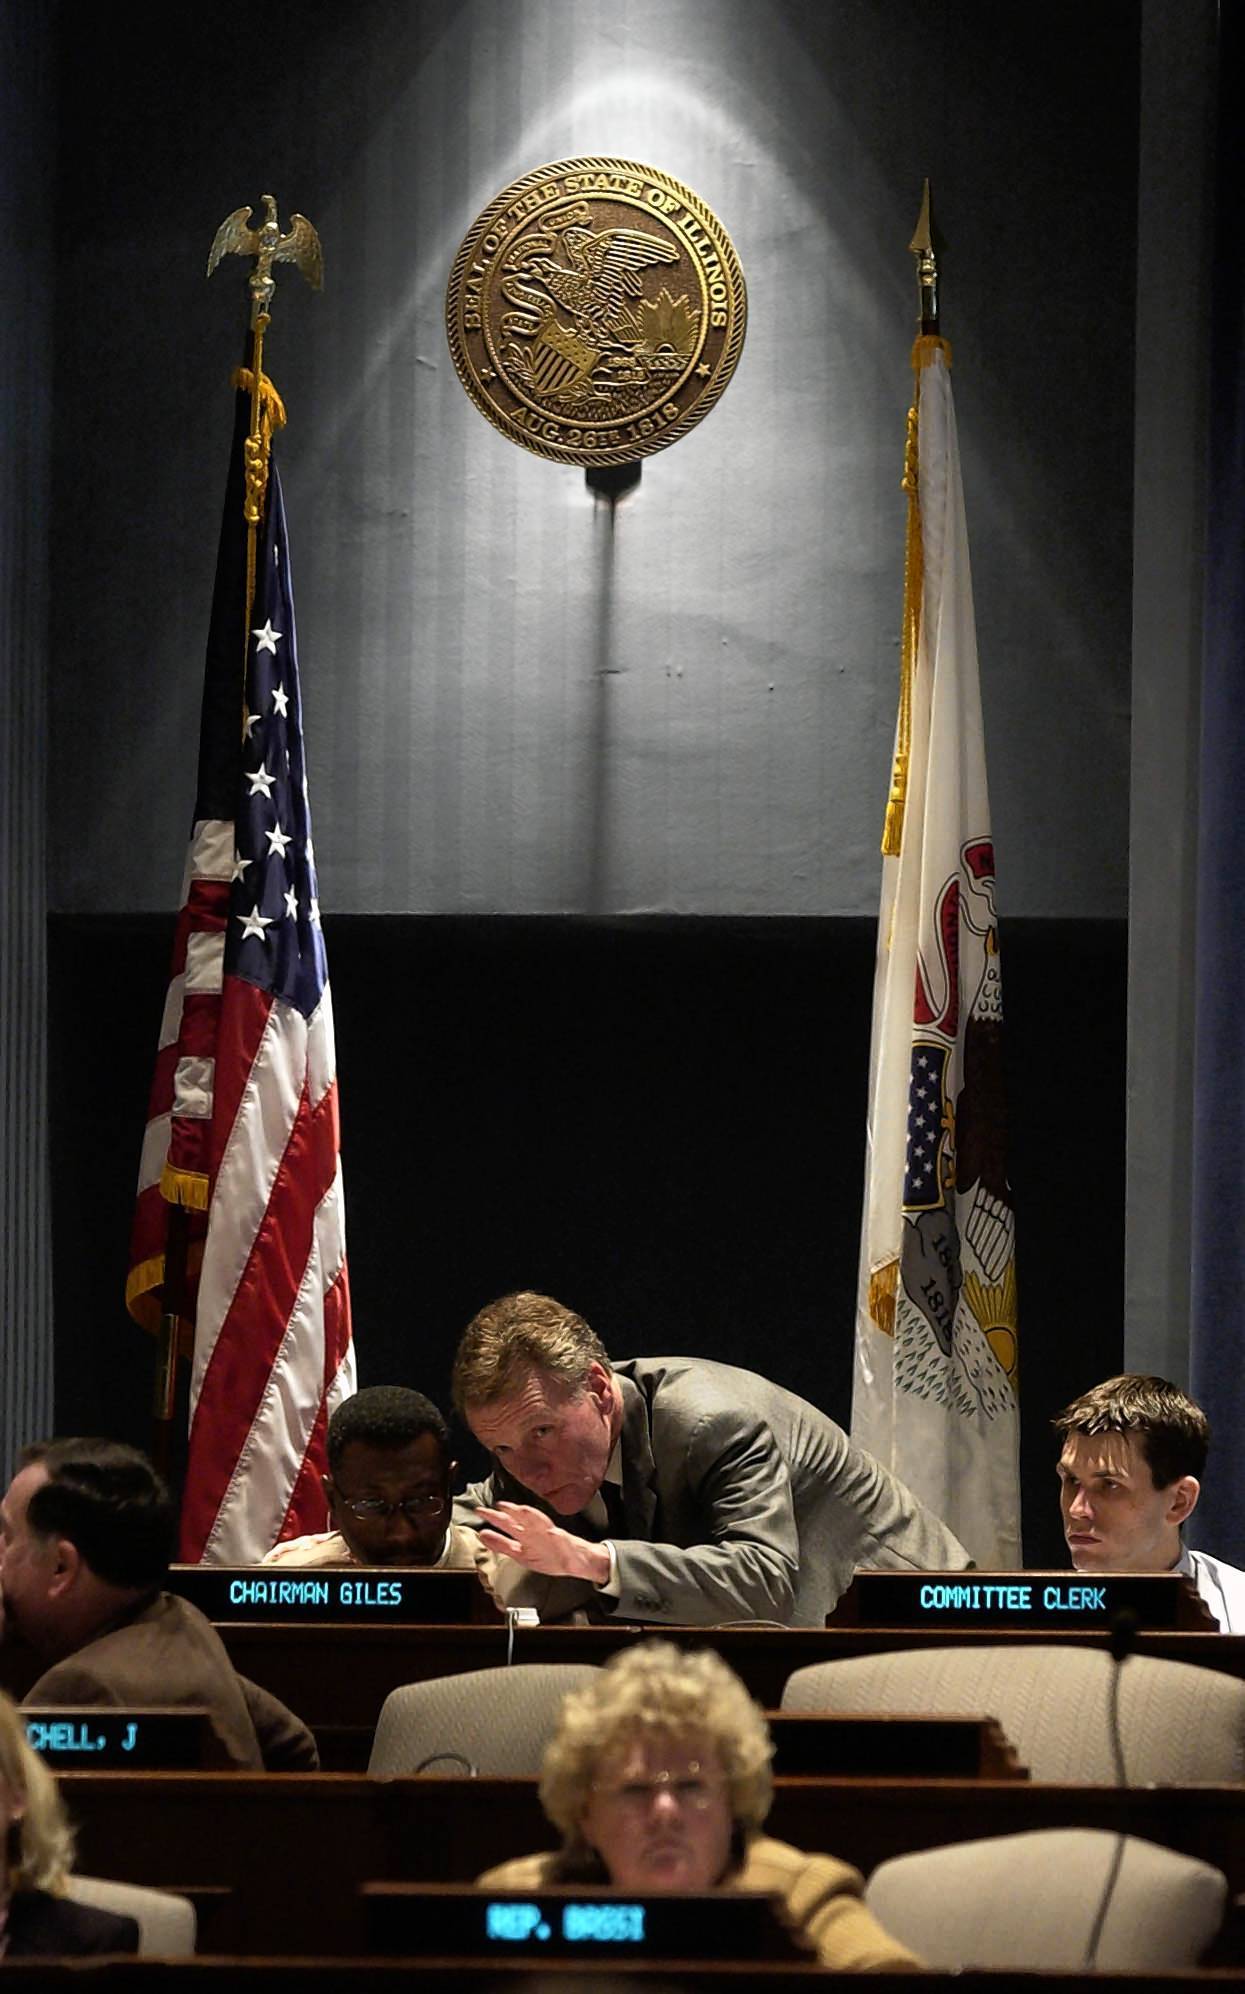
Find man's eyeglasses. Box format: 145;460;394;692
338;1494;447;1521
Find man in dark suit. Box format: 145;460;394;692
452;1291;971;1626
0;1437;316;1767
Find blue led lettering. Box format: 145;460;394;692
918;1583;1034;1613
228;1578;331;1608
486;1903;546;1942
563;1903;646;1943
121;1722;138;1752
1042;1583;1107;1611
24;1721;106;1754
339;1579;402;1607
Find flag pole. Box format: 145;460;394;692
882;182;942;863
207;194;323;635
147;197;323;1470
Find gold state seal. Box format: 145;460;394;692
446;158;746;467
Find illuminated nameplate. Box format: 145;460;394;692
361;1885;806;1961
166;1564;483;1623
24;1707;222;1769
827;1571;1214;1630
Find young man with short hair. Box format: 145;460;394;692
1054;1373;1245;1630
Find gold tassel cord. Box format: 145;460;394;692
880;334;953;859
232;362;287;528
231;359;287;731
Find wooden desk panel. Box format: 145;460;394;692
56;1771;1245;1958
9;1966;1238;1990
217;1621;1245;1741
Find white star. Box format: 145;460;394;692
237;905;273;942
230;851;251;883
253;620;282;655
284;885;299;920
243;710;261;741
246;763;275;798
272;683;289;717
266;823;293;859
305;837;315;863
309;898;321;925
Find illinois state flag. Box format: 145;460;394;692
852;337;1020;1568
128;382;355;1562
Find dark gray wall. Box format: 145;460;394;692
1127;0;1216;1383
1;0;55;1464
50;0;1135;920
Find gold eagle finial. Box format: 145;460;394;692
208;194;323;324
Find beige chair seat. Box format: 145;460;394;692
781;1643;1245;1783
866;1827;1227;1969
67;1875;197;1956
369;1662;602;1776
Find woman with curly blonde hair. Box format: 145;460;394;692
0;1690;138;1957
478;1641;920;1972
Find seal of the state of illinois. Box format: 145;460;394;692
445;158;746;467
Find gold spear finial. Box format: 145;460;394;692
909;179;938;336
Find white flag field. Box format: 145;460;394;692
852;339;1021;1569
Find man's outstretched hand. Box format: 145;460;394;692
474;1502;611;1586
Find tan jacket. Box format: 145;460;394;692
25;1590;317;1770
260;1520;480;1569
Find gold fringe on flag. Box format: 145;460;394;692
867;1256;900;1336
124;1240;204;1341
880;334;952;857
159;1162;211;1211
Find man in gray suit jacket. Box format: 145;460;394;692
453;1291;971;1626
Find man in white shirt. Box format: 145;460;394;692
262;1386;478;1569
1054;1373;1245;1631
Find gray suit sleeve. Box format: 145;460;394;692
609;1403;800;1624
456;1413;801;1626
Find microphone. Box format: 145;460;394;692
1108;1605;1139;1666
1082;1607;1136;1967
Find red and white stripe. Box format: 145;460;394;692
130;816;355;1564
181;975;354;1563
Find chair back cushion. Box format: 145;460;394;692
66;1876;197;1957
865;1827;1226;1968
781;1644;1245;1783
369;1662;602;1775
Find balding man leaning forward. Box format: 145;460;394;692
453;1292;971;1627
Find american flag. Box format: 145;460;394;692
128;388;355;1563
